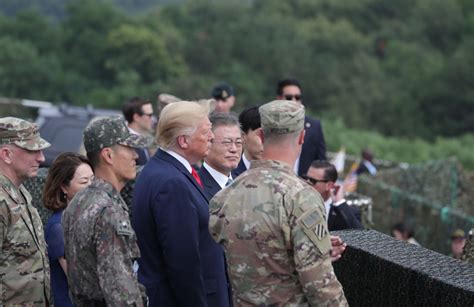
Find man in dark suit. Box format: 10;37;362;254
304;160;363;231
122;96;154;165
199;113;242;199
276;79;326;176
232;106;263;178
132;100;232;307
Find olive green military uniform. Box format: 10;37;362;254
209;100;347;306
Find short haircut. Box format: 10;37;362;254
122;96;152;123
157;101;209;149
309;160;338;182
238;106;261;133
43;152;92;212
276;78;302;96
209;112;240;131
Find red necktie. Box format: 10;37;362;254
192;167;203;188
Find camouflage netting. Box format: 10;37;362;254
356;157;474;254
332;230;474;307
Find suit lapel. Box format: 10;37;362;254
156;149;210;203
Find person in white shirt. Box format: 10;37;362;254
199;112;242;199
122;96;154;165
304;160;364;231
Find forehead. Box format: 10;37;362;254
282;85;301;95
307;167;325;178
213;124;241;137
141;103;153;113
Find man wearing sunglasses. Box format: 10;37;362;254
122;96;154;165
304;160;363;231
276;78;326;176
199;112;242;199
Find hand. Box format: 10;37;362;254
330;235;347;262
331;184;345;203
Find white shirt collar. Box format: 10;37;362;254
128;126;140;135
242;152;251;170
362;160;377;175
324;198;332;222
294;156;300;174
203;162;232;189
163;149;192;173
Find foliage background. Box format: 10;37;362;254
0;0;473;169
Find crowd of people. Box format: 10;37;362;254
0;78;471;306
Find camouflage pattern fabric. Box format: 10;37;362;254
0;116;50;150
0;173;50;306
62;178;144;306
209;160;347;306
461;229;474;264
83;115;147;153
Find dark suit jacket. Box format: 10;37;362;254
132;149;231;307
135;147;149;166
199;166;222;200
328;201;364;231
298;116;326;176
231;158;247;179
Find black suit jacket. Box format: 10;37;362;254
298;116;326;176
132;149;231;307
199;166;222;200
327;201;364;231
231;158;247;179
135;147;149;166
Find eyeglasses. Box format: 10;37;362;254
141;113;153;118
301;175;329;185
211;139;243;148
284;94;302;101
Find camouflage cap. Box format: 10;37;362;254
83;115;148;153
259;100;305;134
0;117;51;150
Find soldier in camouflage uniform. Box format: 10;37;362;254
209;101;348;306
62;116;147;306
461;229;474;264
0;117;51;306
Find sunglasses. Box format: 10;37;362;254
284;94;302;101
301;174;329;185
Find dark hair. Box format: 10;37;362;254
43;152;92;212
309;160;338;182
391;222;415;239
86;150;101;169
210;112;240;130
238;106;261;133
122;96;152;123
276;78;302;96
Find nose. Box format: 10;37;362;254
37;150;45;163
209;130;215;141
132;149;139;160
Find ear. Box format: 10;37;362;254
60;184;69;195
101;147;114;165
0;146;13;164
256;128;264;143
132;112;141;123
298;129;305;145
177;135;189;149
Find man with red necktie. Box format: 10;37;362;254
132;100;232;307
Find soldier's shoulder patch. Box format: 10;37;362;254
116;219;134;236
298;209;331;255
